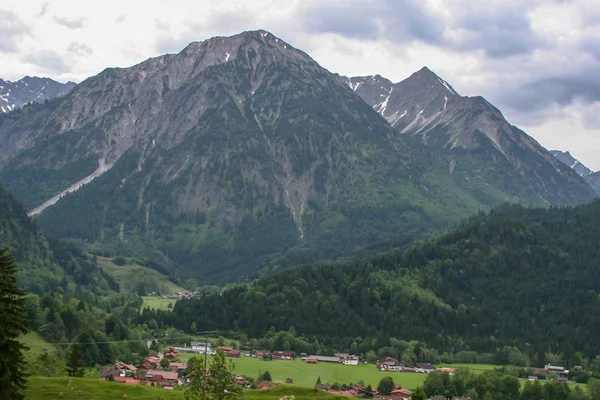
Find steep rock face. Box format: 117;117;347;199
346;67;595;206
587;172;600;196
550;150;593;178
0;76;75;113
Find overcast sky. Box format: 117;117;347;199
2;0;600;170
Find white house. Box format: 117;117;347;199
415;363;436;373
343;357;359;366
191;342;212;353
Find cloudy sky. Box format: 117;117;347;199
2;0;600;170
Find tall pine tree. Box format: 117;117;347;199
0;248;29;400
66;343;86;377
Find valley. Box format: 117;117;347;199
0;24;598;400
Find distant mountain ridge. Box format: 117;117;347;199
344;67;595;205
549;150;599;196
0;76;76;113
587;172;600;196
550;150;593;178
0;31;595;284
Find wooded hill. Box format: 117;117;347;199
155;200;600;359
0;184;117;294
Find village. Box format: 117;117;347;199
97;341;578;399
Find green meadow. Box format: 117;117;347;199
177;355;427;389
19;331;56;355
141;296;178;311
23;377;346;400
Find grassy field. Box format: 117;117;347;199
439;363;497;373
24;377;184;400
245;385;347;400
23;377;346;400
97;256;185;295
177;355;427;389
141;296;178;311
19;332;55;355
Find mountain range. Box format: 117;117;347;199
344;69;594;203
0;76;76;113
0;30;595;284
550;150;593;178
549;150;599;196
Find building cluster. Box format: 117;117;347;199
526;364;570;381
100;354;189;390
305;353;360;365
378;358;453;375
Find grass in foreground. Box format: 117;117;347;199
24;377;346;400
24;377;184;400
97;256;185;295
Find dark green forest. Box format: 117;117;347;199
0;184;117;294
147;200;600;360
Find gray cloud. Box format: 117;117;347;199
304;1;544;58
155;19;170;31
305;0;444;44
68;41;93;57
53;15;85;29
23;49;70;74
0;10;31;52
115;14;127;23
582;37;600;61
36;3;49;18
500;71;600;114
451;6;545;58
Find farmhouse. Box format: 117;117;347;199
306;356;318;364
343;356;360;365
545;364;569;380
273;350;295;360
115;361;137;373
415;363;436;373
144;369;179;385
390;388;413;398
313;355;341;363
191;342;212;353
169;362;188;372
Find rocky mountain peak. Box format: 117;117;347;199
0;76;75;113
550;150;593;178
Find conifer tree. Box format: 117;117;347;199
66;343;86;377
185;348;242;400
0;248;29;400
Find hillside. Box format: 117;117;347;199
0;30;594;285
160;200;600;358
96;256;185;294
0;183;117;293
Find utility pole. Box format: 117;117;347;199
197;330;217;400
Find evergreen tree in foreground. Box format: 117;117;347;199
66;343;86;377
0;248;29;400
185;348;243;400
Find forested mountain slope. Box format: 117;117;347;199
0;30;594;285
0;184;116;293
160;200;600;358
